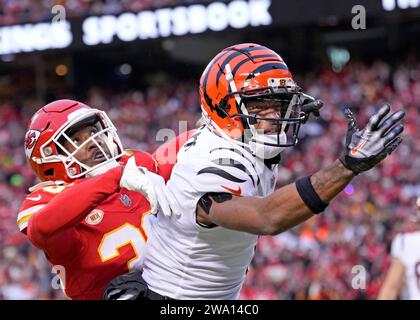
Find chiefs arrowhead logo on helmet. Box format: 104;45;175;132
24;129;41;160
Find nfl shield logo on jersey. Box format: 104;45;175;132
120;194;132;207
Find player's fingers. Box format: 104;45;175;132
106;289;122;299
162;187;182;216
106;288;130;300
344;107;359;131
117;292;137;300
126;156;136;169
172;200;182;216
382;124;404;146
378;110;405;135
384;137;402;155
366;104;390;131
301;99;323;115
148;190;159;215
157;187;172;217
150;204;158;216
166;189;182;216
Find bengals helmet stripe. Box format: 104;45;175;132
203;45;268;90
231;54;280;77
214;46;270;87
201;51;231;93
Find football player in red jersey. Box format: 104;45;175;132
18;99;193;299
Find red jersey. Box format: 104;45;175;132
17;130;195;300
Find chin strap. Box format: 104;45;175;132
29;180;66;193
264;154;281;167
85;159;120;178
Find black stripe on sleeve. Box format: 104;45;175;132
197;167;247;183
209;147;260;186
211;158;256;187
209;147;255;169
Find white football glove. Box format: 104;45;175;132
120;156;181;217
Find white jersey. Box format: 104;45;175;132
143;126;278;299
391;231;420;300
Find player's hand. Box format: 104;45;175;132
103;271;146;300
301;93;324;123
339;105;405;175
120;157;181;217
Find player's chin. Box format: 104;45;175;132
256;122;282;135
261;127;279;135
86;157;107;167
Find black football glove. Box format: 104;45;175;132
301;93;324;123
103;271;147;300
339;104;405;175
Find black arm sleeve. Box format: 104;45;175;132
196;192;233;229
197;192;233;215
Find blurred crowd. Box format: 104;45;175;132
0;59;419;299
0;0;217;26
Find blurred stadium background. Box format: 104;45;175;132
0;0;419;299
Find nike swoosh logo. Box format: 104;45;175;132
221;185;242;196
351;140;368;155
27;195;41;201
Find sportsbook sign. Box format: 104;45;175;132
0;0;272;55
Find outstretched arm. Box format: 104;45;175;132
198;105;405;235
198;160;353;235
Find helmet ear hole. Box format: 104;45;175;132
44;168;54;176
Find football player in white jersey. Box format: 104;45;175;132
378;197;420;300
104;43;405;300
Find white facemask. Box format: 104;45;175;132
249;131;287;160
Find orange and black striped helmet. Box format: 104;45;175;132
199;43;323;148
